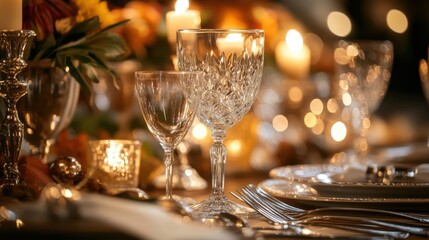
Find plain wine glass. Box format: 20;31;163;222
177;29;265;218
18;62;80;163
334;40;393;166
135;71;202;200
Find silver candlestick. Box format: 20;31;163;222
0;30;35;188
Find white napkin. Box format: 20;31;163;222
78;194;236;240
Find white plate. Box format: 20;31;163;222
269;163;429;198
258;179;429;211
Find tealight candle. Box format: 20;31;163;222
275;29;311;80
89;140;142;191
0;0;22;31
166;0;200;45
216;33;244;57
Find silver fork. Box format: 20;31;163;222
240;185;429;237
231;191;409;239
247;184;429;224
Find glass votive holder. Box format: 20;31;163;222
89;139;142;194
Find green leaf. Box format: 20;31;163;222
73;54;93;64
97;19;130;34
65;56;90;92
33;35;56;60
67;17;101;38
84;32;130;60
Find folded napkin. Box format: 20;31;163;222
78;194;236;240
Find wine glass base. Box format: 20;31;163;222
152;165;208;190
190;193;254;219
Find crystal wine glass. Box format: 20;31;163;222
135;71;202;200
177;29;265;217
334;40;393;165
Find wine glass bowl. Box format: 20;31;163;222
334;40;393;164
177;29;264;217
18;61;80;163
135;71;203;199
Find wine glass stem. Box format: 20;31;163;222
210;129;227;196
352;103;369;164
164;150;174;199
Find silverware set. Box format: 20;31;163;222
232;184;429;239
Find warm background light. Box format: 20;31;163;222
288;86;303;103
327;98;339;113
331;121;347;142
304;112;317;128
192;123;208;140
310;98;323;115
342;93;352;106
327;11;352;37
272;115;289;132
386;9;408;33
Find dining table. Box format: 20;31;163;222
1;167;428;240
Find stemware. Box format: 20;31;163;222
18;61;80;163
135;71;202;200
334;40;393;165
177;29;265;217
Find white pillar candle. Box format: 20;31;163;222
0;0;22;31
166;0;200;45
275;29;311;80
216;33;244;57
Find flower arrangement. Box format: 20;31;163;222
23;0;130;91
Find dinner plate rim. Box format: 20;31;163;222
258;179;429;209
269;163;429;187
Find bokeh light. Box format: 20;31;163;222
386;9;408;33
327;11;352;37
272;115;289;132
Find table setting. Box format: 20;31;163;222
1;0;429;239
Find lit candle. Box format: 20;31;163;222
89;139;141;190
0;0;22;31
275;29;311;80
103;141;127;173
216;33;244;57
166;0;200;45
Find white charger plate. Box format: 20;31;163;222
258;179;429;211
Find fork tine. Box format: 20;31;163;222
231;190;289;224
247;184;304;212
233;188;414;239
241;188;294;221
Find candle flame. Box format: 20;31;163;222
104;141;124;170
175;0;189;13
286;29;304;51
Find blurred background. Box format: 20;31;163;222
64;0;429;184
